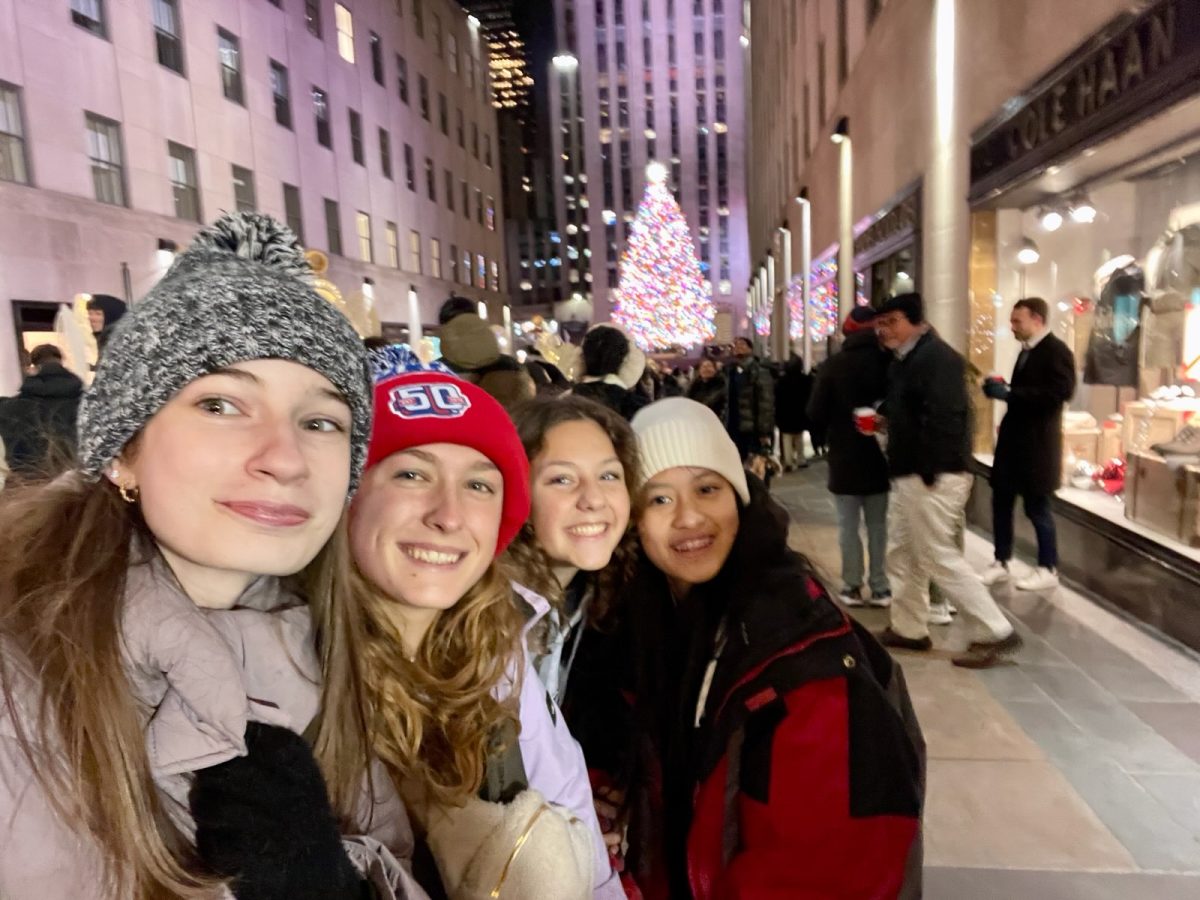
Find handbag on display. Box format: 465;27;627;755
1084;266;1144;387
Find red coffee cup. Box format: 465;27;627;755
854;407;878;435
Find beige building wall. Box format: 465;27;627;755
0;0;506;394
746;0;1139;351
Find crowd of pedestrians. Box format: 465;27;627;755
0;213;925;900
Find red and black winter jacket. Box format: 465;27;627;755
686;589;924;899
597;477;925;900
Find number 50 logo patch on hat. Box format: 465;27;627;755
388;382;472;419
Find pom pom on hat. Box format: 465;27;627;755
366;352;530;555
77;212;372;491
631;398;750;504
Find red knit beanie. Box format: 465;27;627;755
366;370;531;555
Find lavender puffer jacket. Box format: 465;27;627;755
0;558;429;900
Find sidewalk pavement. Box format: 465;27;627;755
772;462;1200;899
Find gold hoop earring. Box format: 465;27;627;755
118;484;139;504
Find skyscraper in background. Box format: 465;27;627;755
463;0;564;314
549;0;749;335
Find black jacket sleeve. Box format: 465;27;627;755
754;365;776;437
917;347;969;486
1008;339;1076;412
806;366;832;431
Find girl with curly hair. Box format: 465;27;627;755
315;351;623;899
507;395;639;703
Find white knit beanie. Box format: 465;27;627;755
631;397;751;503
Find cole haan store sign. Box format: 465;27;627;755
970;0;1200;201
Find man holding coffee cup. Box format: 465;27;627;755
807;305;893;606
872;293;1022;669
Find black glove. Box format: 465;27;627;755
189;722;369;900
982;379;1011;401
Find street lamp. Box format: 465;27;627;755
795;193;813;372
832;117;854;324
552;53;578;72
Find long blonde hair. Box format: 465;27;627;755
0;475;217;899
311;547;523;809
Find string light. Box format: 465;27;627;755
805;257;865;343
612;163;716;349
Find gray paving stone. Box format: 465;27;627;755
1017;666;1198;774
974;665;1053;702
1003;701;1200;871
926;868;1200;899
1127;702;1200;766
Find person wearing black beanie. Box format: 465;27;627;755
873;293;1022;669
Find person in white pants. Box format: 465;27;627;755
887;474;1017;654
871;293;1023;669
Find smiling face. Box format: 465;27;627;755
529;419;631;584
88;308;105;332
698;359;717;380
117;359;353;608
637;466;740;596
350;443;502;639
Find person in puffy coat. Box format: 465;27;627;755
613;398;925;900
0;344;83;478
319;347;623;900
0;213;426;900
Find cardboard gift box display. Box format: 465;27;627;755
1186;467;1200;548
1061;424;1101;481
1125;451;1200;545
1122;400;1200;455
1100;418;1123;462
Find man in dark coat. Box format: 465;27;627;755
873;293;1021;669
687;358;727;419
774;350;813;471
724;336;775;461
807;306;892;604
0;344;84;478
980;297;1077;592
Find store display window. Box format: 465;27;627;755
977;89;1200;557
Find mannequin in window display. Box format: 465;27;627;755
1144;204;1200;390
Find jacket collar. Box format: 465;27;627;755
121;554;319;777
894;327;931;360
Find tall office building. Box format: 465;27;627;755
549;0;750;331
0;0;505;393
464;0;563;313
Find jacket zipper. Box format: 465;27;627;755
701;615;853;729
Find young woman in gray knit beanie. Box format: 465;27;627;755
0;214;427;900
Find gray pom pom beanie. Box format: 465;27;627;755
77;212;373;489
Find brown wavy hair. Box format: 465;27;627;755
0;474;219;899
506;394;641;630
311;540;523;809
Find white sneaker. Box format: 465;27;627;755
928;604;954;626
980;561;1011;586
1016;567;1059;592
